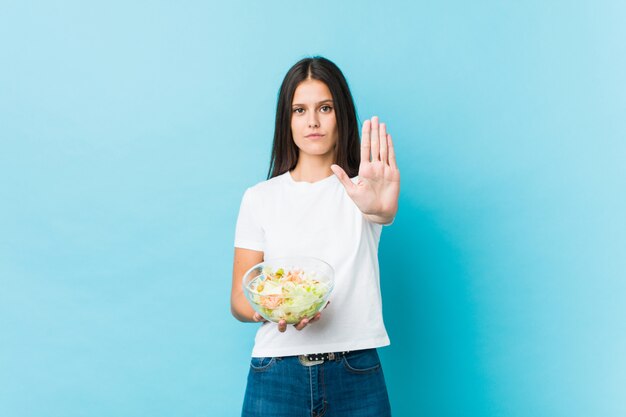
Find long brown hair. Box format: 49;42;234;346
267;57;360;179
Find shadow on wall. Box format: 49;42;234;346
378;197;490;416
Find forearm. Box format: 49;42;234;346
365;214;393;225
231;291;258;323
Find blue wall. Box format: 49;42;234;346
1;1;624;416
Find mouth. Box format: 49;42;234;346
305;134;325;138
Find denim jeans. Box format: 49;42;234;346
242;348;392;417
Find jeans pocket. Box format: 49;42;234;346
342;349;381;374
250;356;278;373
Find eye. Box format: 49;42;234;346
293;108;304;114
320;105;333;113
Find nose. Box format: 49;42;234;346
308;114;319;128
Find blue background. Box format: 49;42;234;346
1;1;625;416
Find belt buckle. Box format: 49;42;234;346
298;354;324;367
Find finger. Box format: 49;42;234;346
379;122;388;164
278;319;287;333
309;312;322;323
253;312;266;322
360;119;371;162
370;116;380;161
294;318;309;331
387;133;398;169
331;164;356;194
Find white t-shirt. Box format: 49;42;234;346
234;171;391;357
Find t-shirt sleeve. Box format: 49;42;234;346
234;188;265;251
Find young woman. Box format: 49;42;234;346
231;56;400;417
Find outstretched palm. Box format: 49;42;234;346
331;116;400;222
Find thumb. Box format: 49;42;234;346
331;164;356;194
253;312;267;322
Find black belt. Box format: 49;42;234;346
298;351;350;366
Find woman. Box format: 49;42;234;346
231;56;400;417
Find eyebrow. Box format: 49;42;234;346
291;99;334;107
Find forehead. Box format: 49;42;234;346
292;79;332;104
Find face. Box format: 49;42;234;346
290;79;339;160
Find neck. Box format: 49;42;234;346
290;152;335;183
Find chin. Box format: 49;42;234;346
300;146;335;157
295;140;333;155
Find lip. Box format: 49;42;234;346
305;133;325;138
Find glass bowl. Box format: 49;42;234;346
242;256;334;324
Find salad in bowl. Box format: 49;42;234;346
242;257;334;324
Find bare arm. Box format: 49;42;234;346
230;247;264;322
363;212;395;225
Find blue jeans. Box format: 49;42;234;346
242;348;392;417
